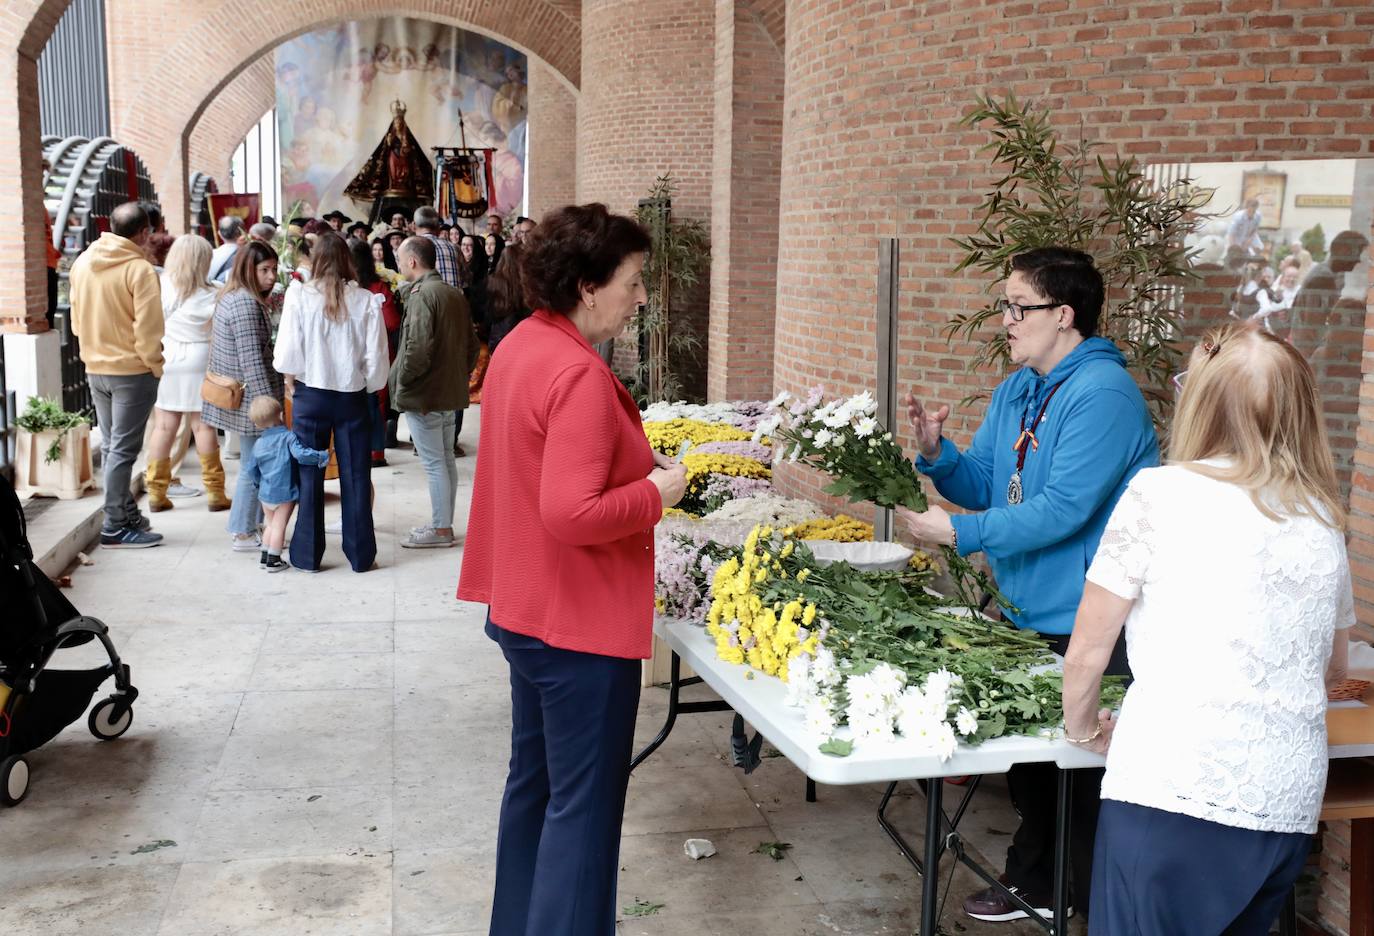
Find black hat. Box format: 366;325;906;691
346;222;369;237
261;216;278;227
323;210;353;223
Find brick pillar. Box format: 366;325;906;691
526;60;577;221
0;0;64;335
578;0;716;395
707;0;782;403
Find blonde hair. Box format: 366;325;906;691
1170;322;1346;529
249;396;283;429
164;234;213;306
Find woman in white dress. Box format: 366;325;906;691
145;234;231;512
1063;322;1351;935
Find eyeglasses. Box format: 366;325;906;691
994;298;1062;322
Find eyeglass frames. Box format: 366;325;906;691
994;297;1062;322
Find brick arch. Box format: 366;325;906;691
107;0;581;231
739;0;785;55
187;56;275;186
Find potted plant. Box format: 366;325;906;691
15;396;95;499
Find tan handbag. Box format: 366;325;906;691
201;371;243;411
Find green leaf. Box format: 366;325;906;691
622;899;665;918
818;737;854;758
754;841;794;860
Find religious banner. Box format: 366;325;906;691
206;193;261;245
275;18;527;223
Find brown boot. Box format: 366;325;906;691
200;450;232;512
146;457;173;512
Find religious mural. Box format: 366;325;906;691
275;17;528;221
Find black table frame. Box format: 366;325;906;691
631;650;1079;936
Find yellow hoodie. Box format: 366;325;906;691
69;232;165;377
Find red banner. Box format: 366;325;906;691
206;193;261;245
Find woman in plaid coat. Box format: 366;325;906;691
202;241;284;553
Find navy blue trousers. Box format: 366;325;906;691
290;384;375;572
486;619;641;936
1089;800;1311;936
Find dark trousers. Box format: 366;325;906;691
1003;631;1131;916
1089;800;1310;936
367;391;386;456
486;618;641;936
290;384;375;572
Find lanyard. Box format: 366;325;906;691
1012;381;1065;473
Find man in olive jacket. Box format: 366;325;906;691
392;236;479;549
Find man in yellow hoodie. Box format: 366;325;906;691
69;201;166;548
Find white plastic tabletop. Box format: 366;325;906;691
656;618;1373;784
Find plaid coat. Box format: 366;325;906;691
201;288;283;435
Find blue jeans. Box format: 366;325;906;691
1089;800;1311;936
226;431;264;535
290;384;375;572
367;391;386;454
406;411;457;530
486;617;641;936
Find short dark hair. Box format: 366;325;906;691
413;206;441;231
1009;247;1105;338
521;203;651;314
139;200;163;232
399;235;436;270
111;202;150;239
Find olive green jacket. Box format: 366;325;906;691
389;271;479;413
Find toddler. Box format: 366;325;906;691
244;396;331;571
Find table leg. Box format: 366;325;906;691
1052;769;1073;936
806;778;817;803
920;778;945;936
630;652;682;772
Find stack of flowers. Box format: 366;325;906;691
786;515;874;543
678;451;772;515
704;525;1125;760
643;418;754;457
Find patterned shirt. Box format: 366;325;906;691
424;233;462;289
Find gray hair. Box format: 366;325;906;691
413;206;441;232
398;235;436;270
218;215;246;242
248;222;276;241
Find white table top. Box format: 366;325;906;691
656;617;1374;784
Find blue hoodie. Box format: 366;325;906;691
917;338;1159;635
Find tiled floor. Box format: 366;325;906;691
2;410;1065;935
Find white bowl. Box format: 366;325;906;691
802;539;913;571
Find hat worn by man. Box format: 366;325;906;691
323;209;353;224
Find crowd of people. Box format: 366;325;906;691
66;199;533;569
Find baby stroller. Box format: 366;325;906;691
0;473;138;806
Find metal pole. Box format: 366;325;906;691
875;238;900;541
919;777;943;936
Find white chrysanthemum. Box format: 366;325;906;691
854;416;879;438
767;391;791;410
813;428;833;448
895;687;934;739
810;401;838;425
804;696;837;738
784;657;814;708
845;672;888;717
810;646;840;687
751;414;782;444
932;720;958;760
869;663;907;701
897;706;941;746
821;407;851;429
924;668;959;706
849;707;896;743
955;706;979;738
789;444;803;463
850;390;878;416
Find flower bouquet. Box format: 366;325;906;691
756;388;1004;612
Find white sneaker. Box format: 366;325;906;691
401;529;456;549
167;482;202;498
231;532;262;552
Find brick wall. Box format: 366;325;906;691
0;0;68;334
527;59;578;221
578;0;717;396
103;0;582;233
186;54;275;188
707;0;783;402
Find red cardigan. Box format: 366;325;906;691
458;310;663;659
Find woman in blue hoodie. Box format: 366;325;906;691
900;247;1159;925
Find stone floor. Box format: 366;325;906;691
3;410;1069;936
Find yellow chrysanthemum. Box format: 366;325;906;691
790;514;875;543
642;419;752;455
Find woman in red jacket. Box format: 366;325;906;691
458;204;687;936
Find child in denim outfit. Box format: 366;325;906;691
245;396;331;571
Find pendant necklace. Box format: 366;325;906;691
1007;381;1065;505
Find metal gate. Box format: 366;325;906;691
41;134;158;421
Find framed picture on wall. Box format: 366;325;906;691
1241;169;1286;230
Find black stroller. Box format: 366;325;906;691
0;473;138;806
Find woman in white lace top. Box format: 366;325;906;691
1062;322;1351;935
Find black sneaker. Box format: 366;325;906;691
264;556;290;573
101;527;164;549
963;878;1072;923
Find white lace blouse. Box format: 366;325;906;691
1087;463;1352;834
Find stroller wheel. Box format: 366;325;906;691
88;697;133;741
1;755;29;806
